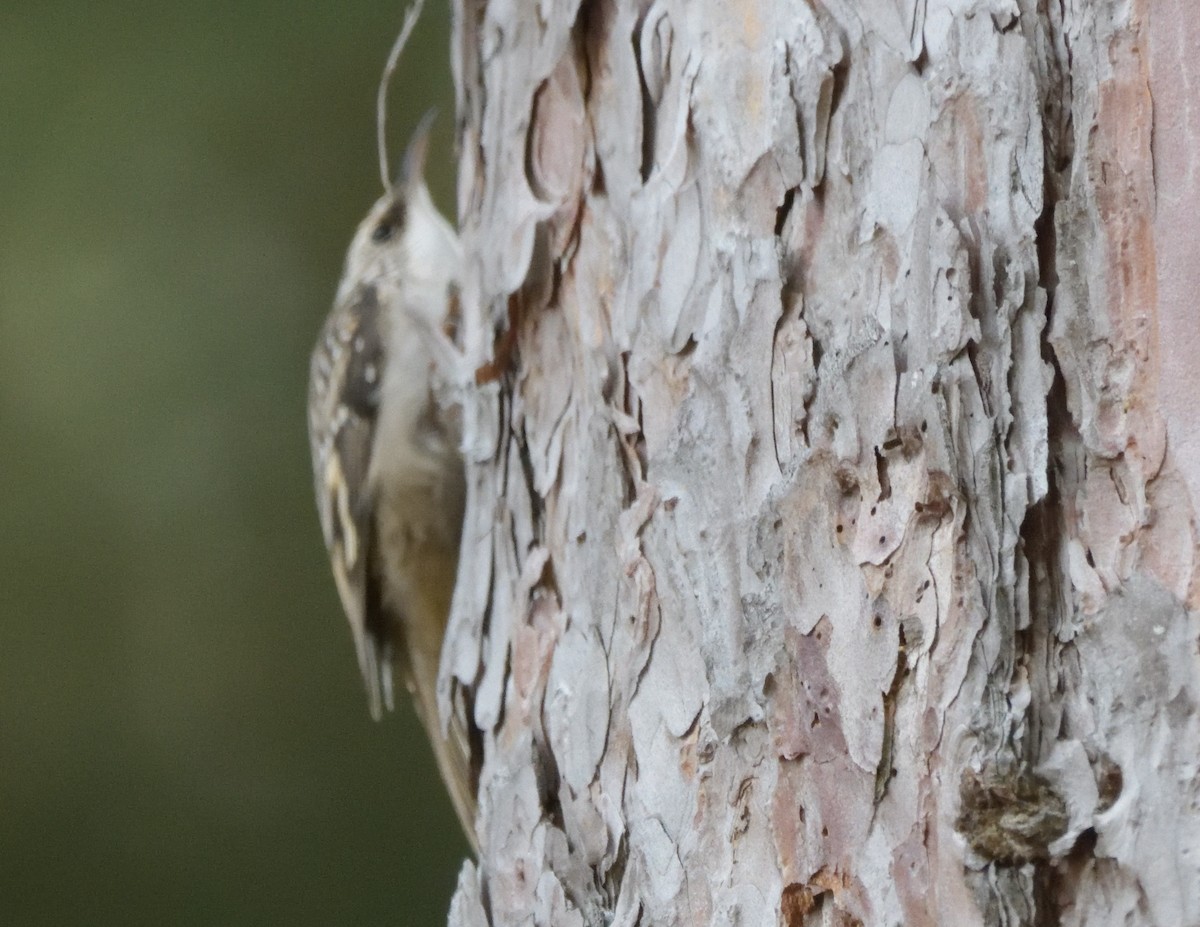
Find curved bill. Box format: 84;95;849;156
398;109;438;189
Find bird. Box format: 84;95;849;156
306;0;477;848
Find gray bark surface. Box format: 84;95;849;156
439;1;1200;924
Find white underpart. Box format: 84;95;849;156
370;183;462;496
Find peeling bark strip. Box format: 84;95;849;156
441;1;1200;924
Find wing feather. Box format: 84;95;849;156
309;286;393;718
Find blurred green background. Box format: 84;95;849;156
0;2;468;924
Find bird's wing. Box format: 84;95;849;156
309;285;393;718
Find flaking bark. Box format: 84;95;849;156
440;1;1200;924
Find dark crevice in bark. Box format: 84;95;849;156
494;415;536;748
911;44;929;77
478;386;515;658
826;48;850;135
1022;3;1079;920
872;623;909;806
614;351;643;504
457;682;487;825
768;297;791;471
775;186;797;238
477;867;496;926
1026;372;1083;926
576;0;609;199
602;831;630;911
631;8;657;184
874;446;893;503
534;712;565;831
800;332;823;452
571;0;598;103
514;423;545;538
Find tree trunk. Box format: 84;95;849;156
440;1;1200;924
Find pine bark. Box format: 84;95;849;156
441;1;1200;924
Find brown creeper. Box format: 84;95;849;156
307;0;475;843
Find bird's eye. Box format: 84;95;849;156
370;200;406;244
